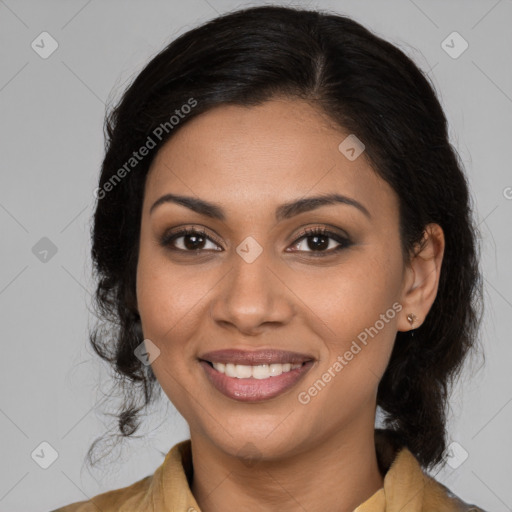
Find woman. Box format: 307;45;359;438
52;5;487;511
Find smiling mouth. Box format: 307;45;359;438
199;358;315;402
202;360;306;379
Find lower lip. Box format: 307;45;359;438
200;360;314;402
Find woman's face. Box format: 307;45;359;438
136;98;415;460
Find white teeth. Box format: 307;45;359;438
252;365;270;379
269;363;283;377
235;364;253;378
225;363;237;377
211;362;302;378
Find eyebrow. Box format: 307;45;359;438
149;192;371;221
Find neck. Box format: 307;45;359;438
190;418;384;512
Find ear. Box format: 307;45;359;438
397;223;445;332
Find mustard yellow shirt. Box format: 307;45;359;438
51;430;487;511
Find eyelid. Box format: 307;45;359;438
292;224;350;243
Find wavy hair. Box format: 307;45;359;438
85;5;484;472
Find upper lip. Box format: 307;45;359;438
199;349;314;365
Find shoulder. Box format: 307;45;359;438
375;430;488;512
49;440;194;512
49;473;154;512
422;471;489;512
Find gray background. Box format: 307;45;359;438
1;0;511;511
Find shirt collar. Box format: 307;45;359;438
146;429;425;512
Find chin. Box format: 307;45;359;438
194;412;314;463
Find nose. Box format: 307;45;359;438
209;247;295;336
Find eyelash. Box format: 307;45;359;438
160;226;352;257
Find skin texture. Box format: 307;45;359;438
136;98;445;512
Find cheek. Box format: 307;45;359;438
136;237;204;339
135;251;207;418
290;247;402;339
135;246;227;389
293;247;402;401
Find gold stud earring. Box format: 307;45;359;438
407;313;417;338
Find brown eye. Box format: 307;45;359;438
289;227;352;255
161;228;222;252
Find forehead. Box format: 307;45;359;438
144;98;397;222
